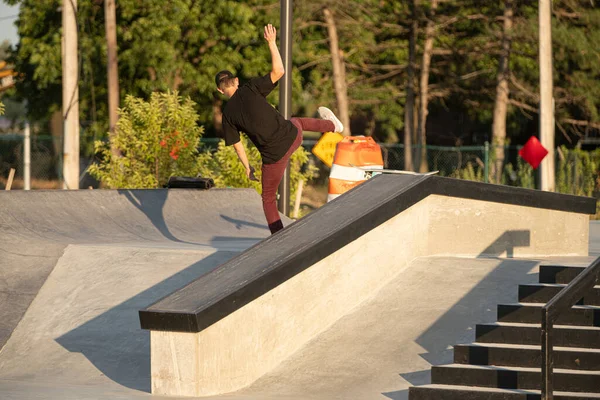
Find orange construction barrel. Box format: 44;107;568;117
327;136;383;202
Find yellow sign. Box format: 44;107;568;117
312;131;343;167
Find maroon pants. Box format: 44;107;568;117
262;117;335;234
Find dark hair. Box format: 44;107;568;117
215;70;236;90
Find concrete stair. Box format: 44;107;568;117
409;265;600;399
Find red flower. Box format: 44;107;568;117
160;139;167;147
170;146;180;160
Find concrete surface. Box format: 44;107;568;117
0;256;595;400
0;188;596;400
150;194;588;397
0;189;276;350
590;220;600;256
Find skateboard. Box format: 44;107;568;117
349;164;439;179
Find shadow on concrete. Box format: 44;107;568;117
383;229;537;399
55;250;240;392
119;189;190;244
220;214;269;230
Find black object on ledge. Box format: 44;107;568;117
166;176;214;190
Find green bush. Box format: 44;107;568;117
89;91;204;188
502;158;535;189
454;161;484;182
197;135;317;209
89;91;317;213
556;146;600;197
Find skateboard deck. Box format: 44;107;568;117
349;164;439;177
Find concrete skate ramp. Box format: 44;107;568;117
0;188;274;351
140;175;595;397
0;177;596;400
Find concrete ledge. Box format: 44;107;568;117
139;175;594;396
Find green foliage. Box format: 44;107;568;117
196;136;263;192
4;0;600;150
455;161;484;182
502;159;535;190
556;146;600;197
88;92;204;188
197;135;318;209
0;101;4;116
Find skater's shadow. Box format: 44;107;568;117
119;189;194;244
220;214;270;230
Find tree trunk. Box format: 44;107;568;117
492;0;514;183
404;0;417;171
417;0;438;173
105;0;120;157
324;8;351;136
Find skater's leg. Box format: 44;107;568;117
289;106;344;133
290;117;335;134
261;126;303;234
261;160;286;233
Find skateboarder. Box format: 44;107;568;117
216;24;344;234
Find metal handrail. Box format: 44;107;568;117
541;256;600;399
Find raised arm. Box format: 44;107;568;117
264;24;284;83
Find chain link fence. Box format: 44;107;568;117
1;134;599;201
0;135;62;189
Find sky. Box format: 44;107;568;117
0;2;19;45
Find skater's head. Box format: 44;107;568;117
215;70;239;98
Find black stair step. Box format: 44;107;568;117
519;283;600;306
409;385;600;400
498;303;600;326
540;265;587;284
431;364;600;393
454;343;600;370
476;322;600;349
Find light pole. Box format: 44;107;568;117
62;0;80;189
277;0;293;216
539;0;555;192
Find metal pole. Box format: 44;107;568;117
539;0;555;191
62;0;80;190
24;122;31;190
484;141;489;184
541;310;554;400
277;0;293;216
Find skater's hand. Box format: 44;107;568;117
247;166;259;182
264;24;277;44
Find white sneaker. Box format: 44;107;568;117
318;106;344;133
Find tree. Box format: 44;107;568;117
323;7;351;135
5;0;277;143
416;0;438;172
492;0;514;183
404;0;417;170
4;0;599;160
104;0;120;156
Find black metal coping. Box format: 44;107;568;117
139;175;596;333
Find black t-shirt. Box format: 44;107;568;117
220;74;297;164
